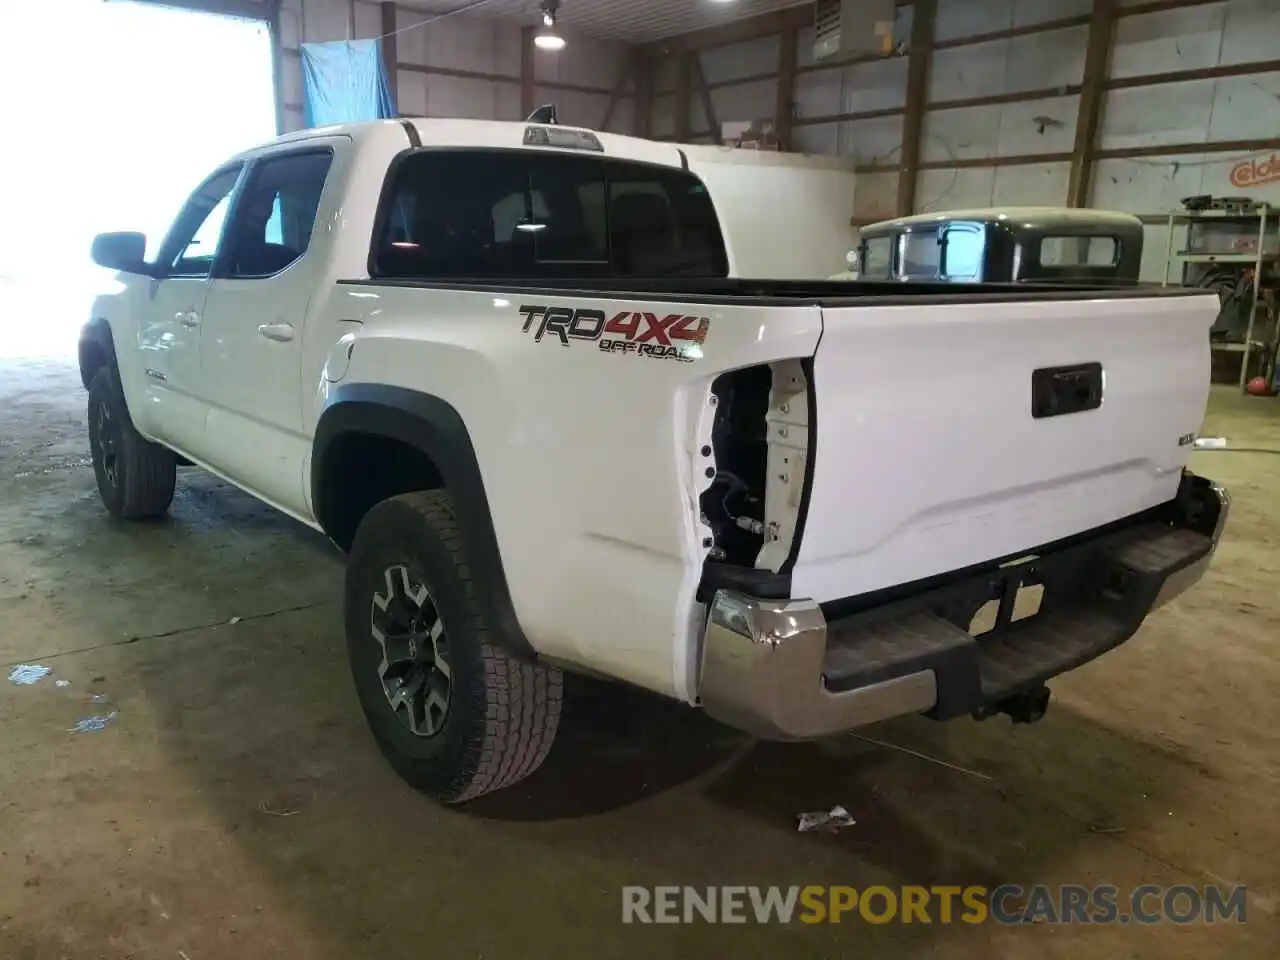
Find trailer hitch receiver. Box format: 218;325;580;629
974;685;1051;725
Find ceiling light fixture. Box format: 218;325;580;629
534;30;565;50
534;0;565;50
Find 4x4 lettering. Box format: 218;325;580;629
669;316;710;345
521;303;710;361
605;310;640;339
635;313;684;346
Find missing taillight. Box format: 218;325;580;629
699;360;810;572
700;366;770;567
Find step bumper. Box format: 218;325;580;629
697;474;1228;741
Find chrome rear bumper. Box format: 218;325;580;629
1152;482;1230;609
698;478;1228;741
698;593;937;741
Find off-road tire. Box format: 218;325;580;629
87;366;176;519
345;490;562;803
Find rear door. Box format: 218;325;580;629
790;290;1218;603
195;145;337;515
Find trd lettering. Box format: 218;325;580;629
520;303;711;363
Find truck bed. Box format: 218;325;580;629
330;272;1216;699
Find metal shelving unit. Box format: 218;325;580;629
1161;205;1279;391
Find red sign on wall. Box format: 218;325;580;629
1229;152;1280;189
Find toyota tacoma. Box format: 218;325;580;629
80;118;1228;802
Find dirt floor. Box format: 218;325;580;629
1;355;1277;960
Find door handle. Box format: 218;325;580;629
258;322;295;343
178;310;200;327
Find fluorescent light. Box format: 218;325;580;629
534;28;564;50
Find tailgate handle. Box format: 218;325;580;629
1032;363;1103;419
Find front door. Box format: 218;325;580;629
137;164;243;450
196;147;336;517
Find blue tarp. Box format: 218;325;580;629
301;39;396;127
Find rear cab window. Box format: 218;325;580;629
858;235;893;279
371;149;729;280
940;224;985;281
862;222;986;281
899;229;942;280
1039;235;1119;267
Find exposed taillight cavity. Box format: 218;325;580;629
699;360;813;572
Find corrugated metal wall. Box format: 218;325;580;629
648;0;1280;276
276;0;635;135
161;0;1279;280
1097;0;1280;277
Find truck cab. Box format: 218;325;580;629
846;207;1145;285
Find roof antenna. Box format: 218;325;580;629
526;104;557;124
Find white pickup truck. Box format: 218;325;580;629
81;117;1228;803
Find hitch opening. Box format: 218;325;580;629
973;685;1051;725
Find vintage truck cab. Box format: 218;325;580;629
842;207;1145;285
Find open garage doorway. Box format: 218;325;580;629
0;0;277;358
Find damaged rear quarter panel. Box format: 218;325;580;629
344;286;822;703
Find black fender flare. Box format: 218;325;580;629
312;384;536;661
78;317;119;390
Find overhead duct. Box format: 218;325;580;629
813;0;898;62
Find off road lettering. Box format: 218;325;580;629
521;304;710;362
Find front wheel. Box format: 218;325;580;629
345;490;562;803
87;366;176;519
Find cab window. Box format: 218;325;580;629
372;149;728;280
162;165;243;278
859;236;893;279
1040;235;1119;266
941;225;985;280
221;150;333;279
899;229;942;280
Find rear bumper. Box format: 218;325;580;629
698;473;1228;740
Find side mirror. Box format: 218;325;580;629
91;232;151;275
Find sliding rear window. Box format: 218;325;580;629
371;149;729;280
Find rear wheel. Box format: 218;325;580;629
87;366;176;519
345;490;562;803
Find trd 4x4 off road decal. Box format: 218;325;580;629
518;305;710;362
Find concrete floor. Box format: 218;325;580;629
1;356;1277;960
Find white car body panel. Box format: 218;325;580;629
791;292;1216;602
338;288;822;700
135;274;211;446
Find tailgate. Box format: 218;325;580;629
789;292;1217;603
